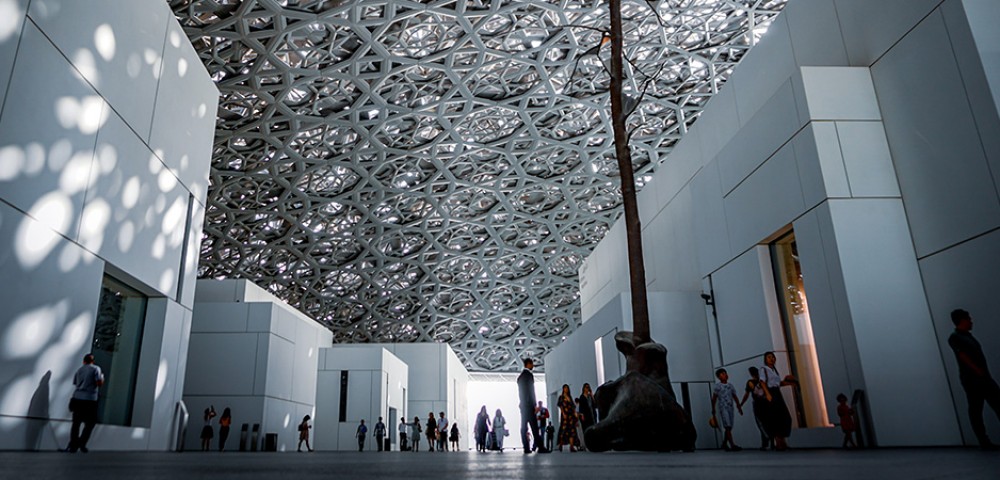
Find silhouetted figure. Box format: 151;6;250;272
201;406;216;451
948;308;1000;450
425;412;437;451
711;368;743;451
836;394;857;449
475;406;491;452
450;422;460;451
578;383;597;444
298;415;313;452
67;354;103;453
760;351;796;451
356;419;368;451
556;384;580;452
536;400;550;448
437;412;450;451
374;416;386;452
218;408;232;451
410;416;422;452
517;358;549;453
739;367;773;450
399;418;409;451
493;409;507;452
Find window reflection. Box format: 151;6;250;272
92;275;147;426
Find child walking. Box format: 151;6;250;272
712;368;743;451
836;393;858;449
298;415;313;452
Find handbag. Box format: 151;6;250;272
708;415;719;429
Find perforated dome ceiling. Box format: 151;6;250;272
170;0;785;371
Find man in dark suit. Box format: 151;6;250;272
517;358;549;454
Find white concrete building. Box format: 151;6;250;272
184;279;332;451
547;0;1000;449
314;346;408;451
0;0;216;451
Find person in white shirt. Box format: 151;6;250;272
437;412;449;451
399;419;409;451
67;353;104;453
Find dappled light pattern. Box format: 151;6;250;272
170;0;785;371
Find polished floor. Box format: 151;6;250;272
1;448;997;480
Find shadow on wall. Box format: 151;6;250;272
25;370;52;450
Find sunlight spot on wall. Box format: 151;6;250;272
157;169;177;192
96;144;117;174
94;24;116;61
162;197;186;236
0;0;22;43
0;145;24;181
122;176;140;208
180;154;189;171
72;49;98;84
197;103;207;119
152;235;165;260
178;57;188;78
0;376;33;429
149;151;164;174
16;195;69;268
79;198;110;251
59;152;94;194
169;29;181;48
3;300;66;359
55;96;107;135
58;240;82;272
158;268;174;293
127;53;142;78
131;429;146;440
283;413;290;428
155;358;169;400
118;220;135;252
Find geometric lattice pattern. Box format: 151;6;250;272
169;0;786;372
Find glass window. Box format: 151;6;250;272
92;275;147;426
770;232;831;428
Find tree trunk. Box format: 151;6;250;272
608;0;650;344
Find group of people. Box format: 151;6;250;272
353;417;391;452
472;407;509;452
396;412;459;452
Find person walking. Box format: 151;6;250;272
437;412;449;451
298;415;313;452
399;418;409;451
493;409;507;452
739;367;773;450
556;384;580;452
66;353;104;453
374;416;387;452
474;406;491;452
410;416;423;452
449;422;460;451
517;358;549;454
356;419;368;451
200;406;216;451
948;308;1000;450
760;352;796;451
536;400;550;449
577;383;597;448
425;412;437;451
218;407;232;451
836;393;858;449
711;368;743;451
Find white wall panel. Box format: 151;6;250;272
729;14;796;127
918;228;1000;445
0;0;29;111
690;161;732;277
717;79;803;194
834;0;945;66
83;112;189;296
793;122;850;210
183;333;258;396
0;22;104;239
835;121;900;198
147;21;218;204
871;10;1000;257
827;199;962;445
795;67;881;122
710;248;782;365
265;334;294;400
27;0;170;140
190;302;249;333
784;0;849;67
724;142;805;250
695;85;740;165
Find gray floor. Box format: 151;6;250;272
0;449;1000;480
2;448;998;480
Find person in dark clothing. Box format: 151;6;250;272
67;353;103;453
517;358;549;454
948;308;1000;450
374;416;386;452
578;383;598;433
425;412;437;451
356;419;368;451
